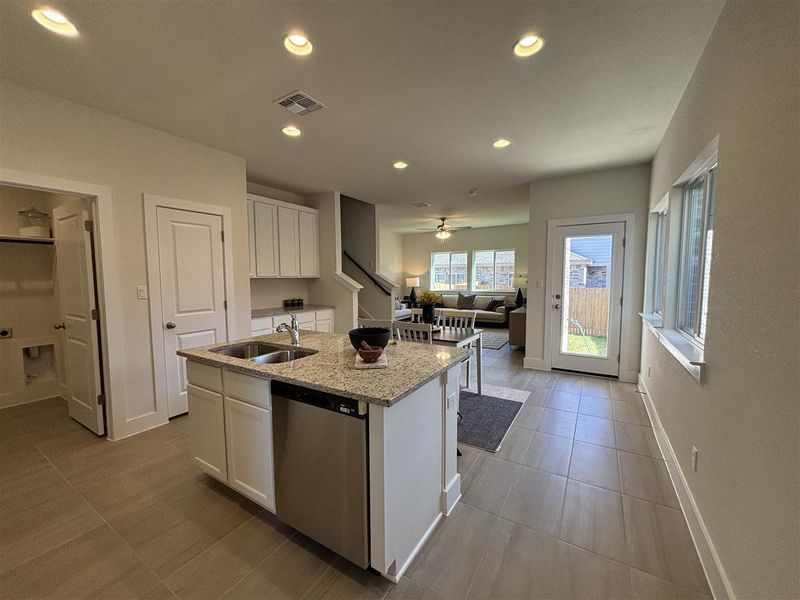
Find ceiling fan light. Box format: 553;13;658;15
435;230;451;240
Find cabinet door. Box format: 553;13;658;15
315;319;332;332
247;200;256;277
298;210;319;277
277;206;300;277
188;384;227;481
224;397;276;511
254;201;279;277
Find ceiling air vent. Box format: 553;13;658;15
412;202;432;208
273;90;327;116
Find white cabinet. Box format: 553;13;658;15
315;320;332;332
187;383;227;482
298;210;319;277
253;200;279;277
251;309;334;336
247;200;256;278
186;362;276;512
277;206;300;277
248;194;319;279
224;396;275;511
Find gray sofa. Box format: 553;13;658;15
438;294;510;325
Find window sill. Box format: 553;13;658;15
640;314;705;382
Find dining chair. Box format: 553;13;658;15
357;318;393;329
394;321;433;344
437;309;477;329
437;309;477;387
410;308;423;323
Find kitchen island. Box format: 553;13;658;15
178;330;468;582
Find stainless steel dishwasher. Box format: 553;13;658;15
271;380;369;568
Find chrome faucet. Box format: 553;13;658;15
276;313;301;346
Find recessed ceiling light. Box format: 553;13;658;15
31;7;78;37
513;34;544;57
282;125;302;137
393;161;408;170
283;33;313;56
493;138;511;148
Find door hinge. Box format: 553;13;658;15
617;354;621;362
223;300;228;310
97;393;106;406
221;230;225;242
91;308;99;320
84;220;94;232
622;237;626;247
620;296;623;306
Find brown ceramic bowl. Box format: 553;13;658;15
357;346;383;363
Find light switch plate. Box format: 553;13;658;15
136;285;148;300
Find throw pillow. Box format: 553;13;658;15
485;299;504;312
457;293;476;309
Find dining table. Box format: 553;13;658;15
430;326;483;395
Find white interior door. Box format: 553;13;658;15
550;222;625;377
157;207;227;417
52;204;105;435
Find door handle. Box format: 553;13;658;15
553;304;561;310
54;322;66;329
165;322;177;329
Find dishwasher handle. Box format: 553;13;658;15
271;381;367;418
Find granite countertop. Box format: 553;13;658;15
251;304;334;319
177;331;469;407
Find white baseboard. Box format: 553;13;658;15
523;356;550;370
441;474;461;516
637;374;732;600
388;512;443;583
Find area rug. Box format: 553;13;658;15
481;329;509;350
458;384;530;452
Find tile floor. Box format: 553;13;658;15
0;345;710;599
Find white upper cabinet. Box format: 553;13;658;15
247;200;256;278
277;206;300;277
298;210;319;277
253;200;279;277
248;194;319;279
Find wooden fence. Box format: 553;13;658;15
566;288;610;336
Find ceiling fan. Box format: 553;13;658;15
417;218;472;241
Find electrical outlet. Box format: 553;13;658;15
136;286;148;300
691;446;699;471
647;365;652;378
536;279;543;289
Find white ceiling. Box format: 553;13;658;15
0;1;722;233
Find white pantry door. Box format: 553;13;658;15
550;222;625;377
157;207;227;417
52;205;105;435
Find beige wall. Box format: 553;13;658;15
402;224;529;297
249;278;309;310
525;164;650;379
0;80;248;438
641;2;799;597
378;228;404;286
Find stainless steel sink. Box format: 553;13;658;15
210;343;286;359
251;349;317;364
210;343;317;364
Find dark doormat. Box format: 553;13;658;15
458;391;523;452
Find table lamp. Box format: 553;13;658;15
512;275;528;307
406;277;420;304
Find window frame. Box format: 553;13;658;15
651;209;668;316
677;161;717;346
429;250;469;292
470;249;516;293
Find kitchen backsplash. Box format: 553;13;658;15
250;277;309;309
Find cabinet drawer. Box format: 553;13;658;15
223;370;270;409
186;361;222;393
294;311;315;324
315;309;333;321
251;328;274;337
252;316;273;331
315;319;332;333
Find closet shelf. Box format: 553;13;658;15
0;235;55;245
